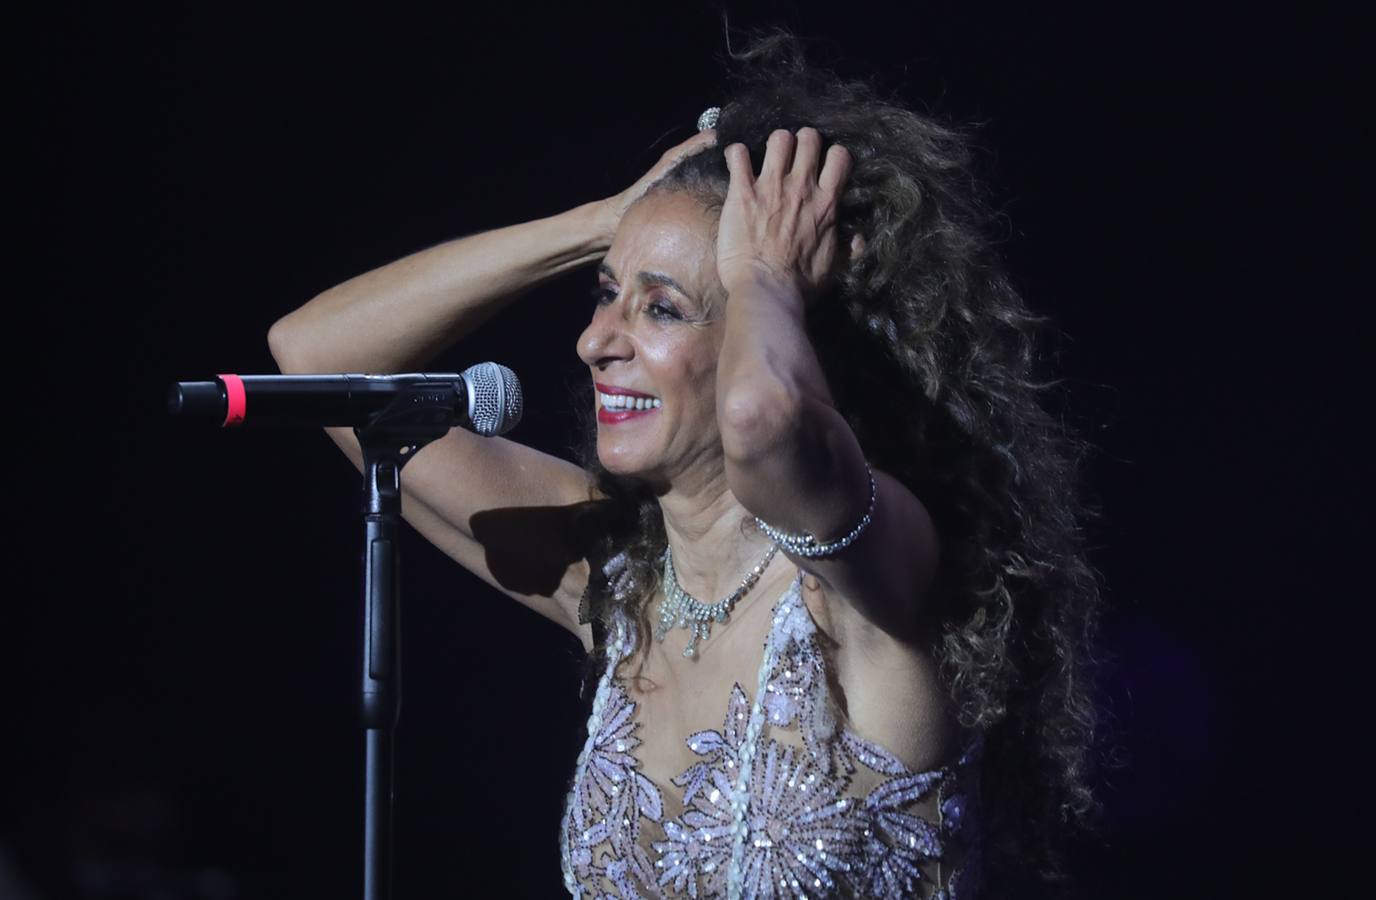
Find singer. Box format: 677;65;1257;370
268;33;1100;900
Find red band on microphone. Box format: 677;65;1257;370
218;373;246;426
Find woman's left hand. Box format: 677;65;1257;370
716;127;852;303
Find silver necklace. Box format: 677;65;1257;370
655;542;779;659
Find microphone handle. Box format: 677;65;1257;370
168;374;468;427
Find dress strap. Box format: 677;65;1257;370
725;570;806;899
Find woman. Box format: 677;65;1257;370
269;35;1100;900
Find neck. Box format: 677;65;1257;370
655;461;782;601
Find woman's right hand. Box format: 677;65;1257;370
594;128;718;240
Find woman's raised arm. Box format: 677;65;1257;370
268;202;614;375
715;128;941;646
267;130;717;648
268;203;613;648
268;126;717;374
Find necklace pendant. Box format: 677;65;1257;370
659;542;778;661
683;621;712;658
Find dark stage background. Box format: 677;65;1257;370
10;2;1367;898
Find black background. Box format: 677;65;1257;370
10;1;1368;898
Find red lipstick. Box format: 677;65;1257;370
594;382;661;425
594;383;656;398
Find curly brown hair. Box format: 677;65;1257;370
569;30;1104;898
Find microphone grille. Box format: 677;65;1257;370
462;362;523;436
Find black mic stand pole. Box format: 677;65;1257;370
353;384;465;900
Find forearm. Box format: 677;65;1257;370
268;200;615;373
716;275;833;458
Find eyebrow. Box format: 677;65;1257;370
598;262;698;306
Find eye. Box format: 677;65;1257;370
589;285;682;321
647;297;682;320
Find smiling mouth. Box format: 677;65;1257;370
597;393;662;424
597;391;662;411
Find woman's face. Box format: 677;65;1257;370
577;190;727;483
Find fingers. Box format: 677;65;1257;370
726;129;851;203
672;128;719;160
723;142;755;193
790;128;824;184
625;130;720;209
759;129;796;184
818;143;852;196
654;128;718;175
755;128;848;194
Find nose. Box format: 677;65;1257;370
576;301;633;370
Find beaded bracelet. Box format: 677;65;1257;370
753;463;877;557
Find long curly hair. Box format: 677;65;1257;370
570;31;1104;898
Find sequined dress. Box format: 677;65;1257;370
559;570;983;899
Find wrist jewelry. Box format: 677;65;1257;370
753;463;877;557
656;542;778;659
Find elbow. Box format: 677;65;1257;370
267;316;307;373
718;383;802;465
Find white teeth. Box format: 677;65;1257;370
598;391;661;410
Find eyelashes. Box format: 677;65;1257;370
590;285;682;321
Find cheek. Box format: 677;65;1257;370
645;332;717;394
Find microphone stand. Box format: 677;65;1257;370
170;369;516;898
353;383;464;900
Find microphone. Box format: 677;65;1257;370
168;363;523;436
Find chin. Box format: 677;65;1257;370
597;441;660;482
597;448;646;478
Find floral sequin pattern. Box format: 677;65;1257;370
562;575;981;898
563;674;664;894
650;686;977;898
650;683;863;897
